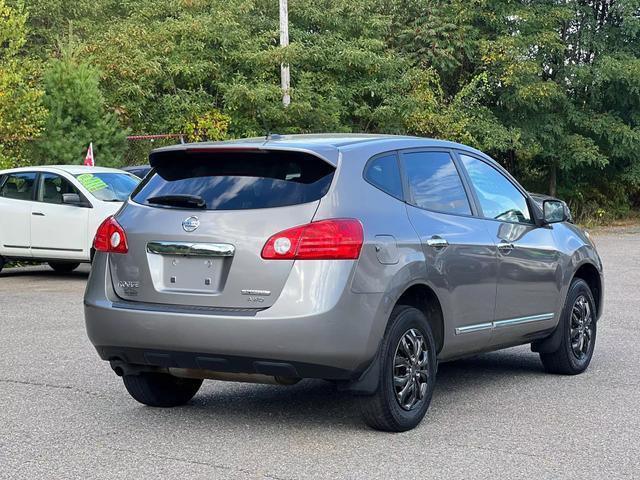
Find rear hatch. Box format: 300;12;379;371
109;147;335;309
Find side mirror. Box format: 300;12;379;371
62;193;84;206
543;199;567;224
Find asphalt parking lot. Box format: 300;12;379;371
1;229;639;480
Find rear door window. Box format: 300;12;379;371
364;153;403;200
134;150;335;210
38;173;82;204
0;172;37;201
400;151;471;215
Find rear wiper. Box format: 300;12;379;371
146;194;206;209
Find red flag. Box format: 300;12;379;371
84;143;95;166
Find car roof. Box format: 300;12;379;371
150;133;494;167
0;165;128;176
123;165;151;171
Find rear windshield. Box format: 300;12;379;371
133;150;335;210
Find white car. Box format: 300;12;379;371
0;165;140;273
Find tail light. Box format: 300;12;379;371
94;216;128;254
261;219;363;260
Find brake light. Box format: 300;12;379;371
94;216;128;254
261;219;363;260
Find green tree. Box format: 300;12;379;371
35;40;127;166
12;0;640;220
399;0;640;218
0;0;47;168
223;0;418;136
77;0;254;135
77;0;420;137
17;0;118;57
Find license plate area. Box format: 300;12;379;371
146;241;234;294
159;255;224;293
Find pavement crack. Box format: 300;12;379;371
108;446;292;480
0;378;106;398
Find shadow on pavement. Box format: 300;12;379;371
0;266;90;279
120;349;547;432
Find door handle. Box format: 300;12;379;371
426;236;449;250
32;212;45;216
497;241;514;254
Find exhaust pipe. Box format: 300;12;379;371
168;368;301;386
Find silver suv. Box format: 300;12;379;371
84;134;603;431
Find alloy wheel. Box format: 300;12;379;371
570;295;594;360
393;328;430;411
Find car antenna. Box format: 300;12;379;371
256;109;271;141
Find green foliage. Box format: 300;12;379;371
184;109;230;142
0;0;47;168
77;0;416;137
5;0;640;219
402;0;640;212
35;40;127;166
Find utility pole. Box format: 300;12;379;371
280;0;291;107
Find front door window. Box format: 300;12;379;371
459;155;532;224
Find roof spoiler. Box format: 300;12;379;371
149;144;338;168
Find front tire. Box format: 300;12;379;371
360;305;437;432
48;262;80;273
123;372;203;407
540;278;597;375
0;256;5;274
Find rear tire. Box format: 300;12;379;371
48;262;80;273
123;372;203;407
0;257;5;274
540;278;597;375
360;305;437;432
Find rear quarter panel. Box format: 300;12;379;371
312;146;428;360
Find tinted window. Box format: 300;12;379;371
75;173;140;202
129;167;151;179
364;153;403;199
0;172;36;201
460;154;532;224
401;151;471;215
38;173;82;204
134;151;335;211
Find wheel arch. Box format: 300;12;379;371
533;260;603;355
572;262;603;319
345;280;445;395
394;282;445;354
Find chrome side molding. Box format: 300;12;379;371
455;322;493;335
455;313;554;335
493;313;554;329
147;241;235;257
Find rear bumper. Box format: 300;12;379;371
95;346;353;379
84;253;389;377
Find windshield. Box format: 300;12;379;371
75;172;140;202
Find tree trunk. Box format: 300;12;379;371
549;162;557;197
508;149;516;176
